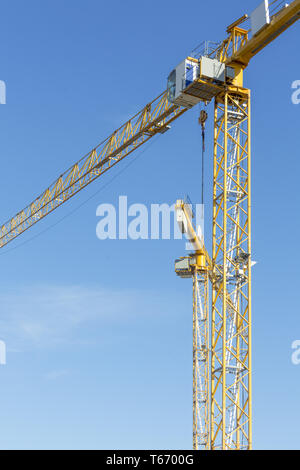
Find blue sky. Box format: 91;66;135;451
0;0;299;450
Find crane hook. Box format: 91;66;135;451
199;109;208;130
199;109;208;153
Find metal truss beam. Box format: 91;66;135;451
193;268;210;450
0;92;186;248
211;88;252;450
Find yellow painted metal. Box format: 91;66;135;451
211;88;251;450
226;15;249;34
227;0;300;67
0;92;186;249
214;26;248;88
176;199;244;450
176;200;211;270
218;27;249;63
177;202;241;323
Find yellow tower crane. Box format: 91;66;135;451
175;200;211;449
0;0;299;450
171;0;300;450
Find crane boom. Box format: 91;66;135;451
175;199;238;336
0;92;186;249
227;0;300;67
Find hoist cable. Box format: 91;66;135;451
199;109;208;209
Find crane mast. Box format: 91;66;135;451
193;268;210;449
0;0;299;450
175;201;210;449
211;88;251;450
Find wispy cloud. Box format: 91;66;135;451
44;369;70;381
0;284;148;351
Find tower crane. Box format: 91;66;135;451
1;0;299;450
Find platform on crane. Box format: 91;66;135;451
175;256;195;279
167;55;235;108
